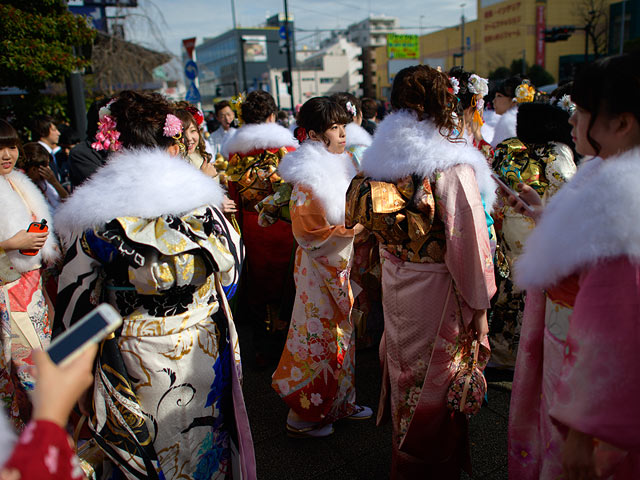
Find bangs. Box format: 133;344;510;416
0;120;21;149
571;62;606;113
326;102;351;127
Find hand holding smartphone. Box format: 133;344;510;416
47;304;123;366
19;218;48;256
491;173;536;215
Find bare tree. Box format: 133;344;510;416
574;0;609;59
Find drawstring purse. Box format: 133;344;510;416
446;339;486;416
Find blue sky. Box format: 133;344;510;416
124;0;478;56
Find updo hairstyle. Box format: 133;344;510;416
108;90;180;150
571;53;640;155
329;92;361;122
241;90;277;125
390;65;458;139
294;97;351;145
448;66;475;114
495;75;523;100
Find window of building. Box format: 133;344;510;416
320;77;338;83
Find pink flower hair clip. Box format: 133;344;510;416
163;114;183;138
91;99;122;152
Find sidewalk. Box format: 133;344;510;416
239;328;512;480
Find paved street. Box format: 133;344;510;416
238;322;512;479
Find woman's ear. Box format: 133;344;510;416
266;113;276;124
308;130;321;142
167;144;181;157
615;112;639;137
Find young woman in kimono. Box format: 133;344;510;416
509;53;640;480
490;97;577;369
54;91;255;480
346;65;497;479
0;120;59;431
272;97;372;438
222;90;298;366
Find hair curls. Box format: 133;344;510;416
390;65;458;140
241;91;277;124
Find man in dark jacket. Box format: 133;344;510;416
68;100;109;189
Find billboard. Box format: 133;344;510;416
243;35;268;62
387;34;419;60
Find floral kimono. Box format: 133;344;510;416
223;122;298;342
0;170;59;431
491;137;576;367
271;141;358;424
54;150;255;480
346;111;497;479
510;151;640;479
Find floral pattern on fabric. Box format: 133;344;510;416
272;185;357;424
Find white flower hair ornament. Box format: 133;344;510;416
554;94;576;115
449;77;460;95
345;101;357;117
468;74;489;98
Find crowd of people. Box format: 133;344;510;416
0;51;639;480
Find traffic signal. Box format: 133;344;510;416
544;26;575;43
216;86;222;96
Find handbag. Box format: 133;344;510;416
446;339;487;416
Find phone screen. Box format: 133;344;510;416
48;311;110;364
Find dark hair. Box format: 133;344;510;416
108;90;179;150
242;91;277;124
214;100;232;115
571;53;640;154
31;115;56;141
495;75;522;99
448;67;475;114
390;65;457;139
329;93;361;122
516;102;574;150
295;97;351;144
175;108;211;162
0;119;22;150
361;98;378;120
18;142;50;170
58;125;81;147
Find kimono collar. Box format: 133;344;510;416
516;146;640;289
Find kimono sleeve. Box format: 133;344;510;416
436;164;496;310
549;257;640;451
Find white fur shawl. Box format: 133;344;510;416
359;110;497;209
54;148;225;245
490;106;518;148
221;122;298;158
278;141;356;226
0;170;59;272
516;147;640;289
346;122;372;148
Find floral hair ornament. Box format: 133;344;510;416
515;82;536;104
295;126;307;144
163;114;183;137
92;99;122;152
449;77;460;95
230;93;246;127
552;94;576;115
186;105;204;126
345;101;357;117
468;74;489;98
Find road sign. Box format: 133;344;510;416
184;60;198;80
279;25;287;40
185;81;201;103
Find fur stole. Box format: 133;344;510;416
0;170;59;272
278;141;356;226
346;122;372;148
222;122;298;158
516;147;640;289
55;148;225;246
359;110;497;209
490;106;518;148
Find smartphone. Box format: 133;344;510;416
47;303;123;366
491;173;535;215
19;218;48;256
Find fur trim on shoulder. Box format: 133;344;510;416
0;170;59;272
359;110;497;209
516;148;640;289
278;141;356;225
222;122;298;157
346;122;372;148
490;107;518;148
54;148;225;245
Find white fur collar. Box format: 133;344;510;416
490;106;518;148
346;122;372;148
516;147;640;289
222;122;298;158
55;148;225;245
359;110;497;209
278;141;356;226
0;170;59;272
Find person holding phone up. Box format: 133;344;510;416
0;119;59;432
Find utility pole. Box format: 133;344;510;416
231;0;247;92
460;3;466;69
620;0;627;54
283;0;294;106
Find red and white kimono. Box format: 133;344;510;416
510;150;640;479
